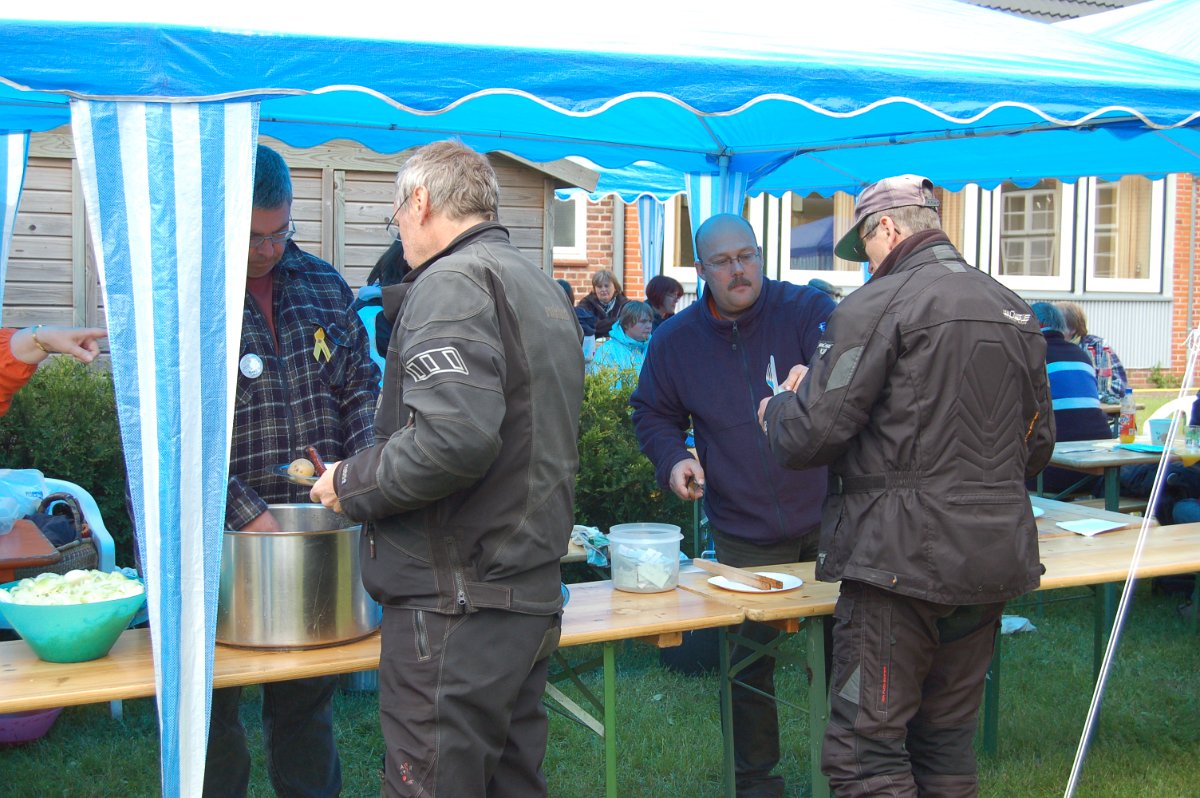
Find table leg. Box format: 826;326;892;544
981;626;1001;757
603;642;617;798
807;617;830;798
1094;583;1119;682
1193;578;1200;635
718;627;736;798
1104;466;1120;513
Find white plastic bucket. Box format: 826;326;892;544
608;523;683;593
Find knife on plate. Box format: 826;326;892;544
692;558;784;590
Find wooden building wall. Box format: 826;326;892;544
3;131;559;331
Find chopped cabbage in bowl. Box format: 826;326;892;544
0;569;144;605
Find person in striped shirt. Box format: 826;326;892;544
1031;301;1112;495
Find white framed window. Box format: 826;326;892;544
1081;176;1164;294
552;196;588;261
768;191;864;293
988;180;1073;292
661;196;699;290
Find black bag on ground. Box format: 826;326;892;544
659;628;720;675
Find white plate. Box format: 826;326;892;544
1057;518;1129;537
707;571;803;593
1031;506;1045;519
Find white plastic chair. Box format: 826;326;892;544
1140;396;1195;438
42;478;117;574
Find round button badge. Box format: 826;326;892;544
239;353;264;379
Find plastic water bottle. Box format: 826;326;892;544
1098;347;1114;396
1118;387;1137;444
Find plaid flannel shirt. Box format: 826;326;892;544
226;243;380;529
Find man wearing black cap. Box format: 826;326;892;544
760;175;1054;797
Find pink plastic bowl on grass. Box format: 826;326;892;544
0;707;64;746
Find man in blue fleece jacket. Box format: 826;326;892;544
630;213;834;798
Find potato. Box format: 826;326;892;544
287;458;316;478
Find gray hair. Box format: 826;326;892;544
1031;301;1068;333
395;139;499;222
591;268;623;296
860;185;941;239
253;144;293;209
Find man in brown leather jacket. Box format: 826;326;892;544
761;175;1054;797
311;140;583;798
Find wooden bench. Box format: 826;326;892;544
1070;496;1150;515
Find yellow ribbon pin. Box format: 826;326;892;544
313;327;333;363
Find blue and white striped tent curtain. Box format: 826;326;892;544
0;132;30;314
684;168;749;232
636;196;665;284
685;168;750;295
71;99;256;797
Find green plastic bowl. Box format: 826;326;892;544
0;580;146;663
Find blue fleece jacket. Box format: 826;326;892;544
631;278;835;545
589;322;649;377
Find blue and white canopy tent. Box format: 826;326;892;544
789;217;836;272
1059;0;1200;58
5;1;1200;794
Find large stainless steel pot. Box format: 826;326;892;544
217;504;381;649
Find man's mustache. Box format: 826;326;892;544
728;276;752;289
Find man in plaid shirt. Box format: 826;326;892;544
206;145;379;798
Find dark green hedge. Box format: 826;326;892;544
0;357;133;566
573;369;694;542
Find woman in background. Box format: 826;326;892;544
589;301;653;381
1057;300;1127;402
1031;302;1111;495
351;239;412;387
645;275;684;331
576;269;628;339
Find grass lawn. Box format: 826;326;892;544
1138;389;1184;424
2;581;1198;797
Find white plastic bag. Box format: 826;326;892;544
0;468;46;518
0;495;20;535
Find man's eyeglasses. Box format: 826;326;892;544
248;222;296;249
385;208;401;242
701;249;762;272
385;192;413;242
859;220;880;244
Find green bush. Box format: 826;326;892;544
574;369;694;543
1148;362;1183;389
0;358;133;566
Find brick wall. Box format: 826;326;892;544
1164;173;1200;386
623;202;643;300
1117;173;1200;390
553;198;646;302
